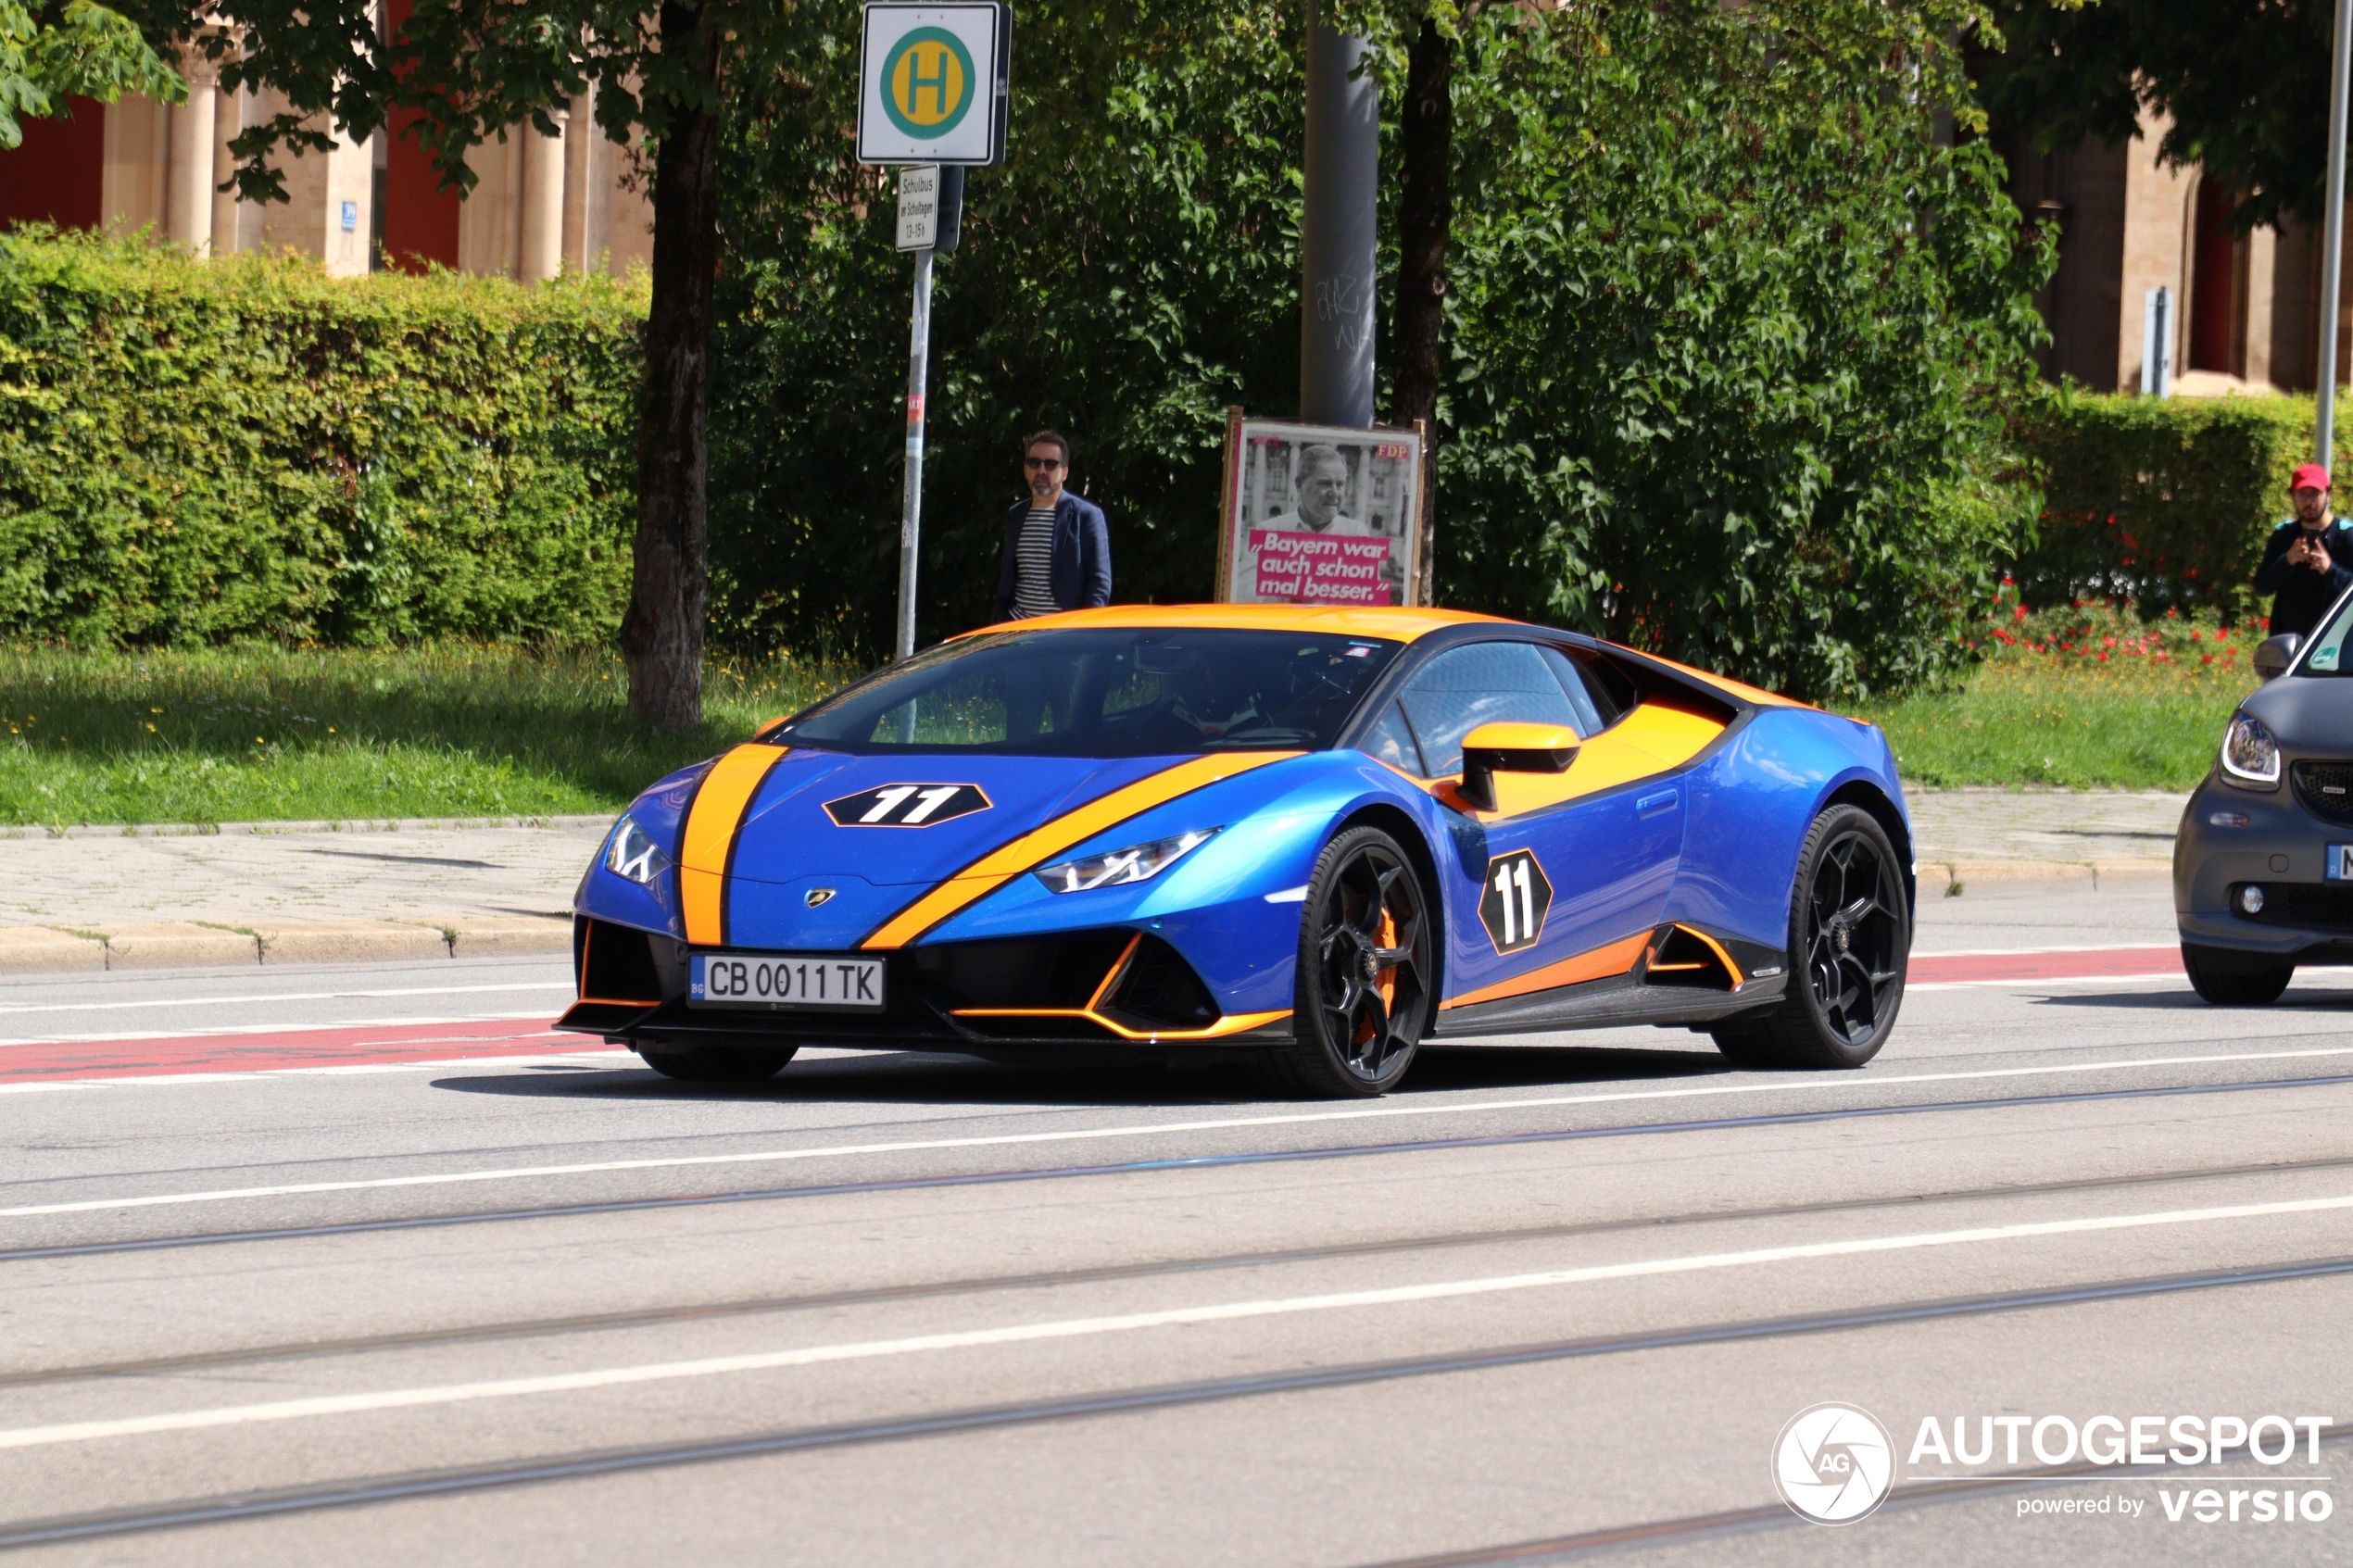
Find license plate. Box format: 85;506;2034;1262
2330;847;2353;881
688;951;885;1011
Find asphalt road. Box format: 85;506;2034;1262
0;877;2346;1566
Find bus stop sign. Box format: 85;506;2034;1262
858;3;1012;166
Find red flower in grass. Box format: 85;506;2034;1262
2015;604;2029;621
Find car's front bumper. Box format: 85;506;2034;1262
2176;774;2353;963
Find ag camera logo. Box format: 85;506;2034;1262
1773;1402;1895;1524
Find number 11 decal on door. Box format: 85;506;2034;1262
1478;848;1555;955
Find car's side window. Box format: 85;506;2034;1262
1537;646;1609;735
1396;641;1588;778
1356;699;1425;774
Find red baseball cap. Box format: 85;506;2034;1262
2292;463;2332;493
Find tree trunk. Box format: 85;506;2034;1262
622;2;724;731
1391;17;1453;434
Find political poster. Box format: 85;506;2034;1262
1216;417;1428;608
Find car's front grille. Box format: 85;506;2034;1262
2232;881;2353;929
2291;759;2353;824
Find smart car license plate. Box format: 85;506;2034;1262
2329;847;2353;881
688;951;885;1011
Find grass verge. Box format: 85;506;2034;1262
1841;599;2259;790
0;604;2265;827
0;645;854;826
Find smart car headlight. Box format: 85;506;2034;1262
2221;713;2282;789
604;815;673;884
1036;829;1220;894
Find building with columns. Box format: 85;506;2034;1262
1994;105;2336;398
0;25;651;282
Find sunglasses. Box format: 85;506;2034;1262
1025;456;1065;470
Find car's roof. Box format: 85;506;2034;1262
952;603;1811;710
958;604;1515;642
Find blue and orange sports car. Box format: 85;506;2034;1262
560;606;1915;1096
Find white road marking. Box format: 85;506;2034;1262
1906;974;2191;994
0;982;573;1018
1908;943;2174;959
2;1188;2347;1452
6;1045;2352;1221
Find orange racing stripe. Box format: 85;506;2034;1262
1441;929;1654;1010
679;745;790;947
861;751;1300;950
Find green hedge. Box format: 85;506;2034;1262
0;230;644;645
2013;390;2347;622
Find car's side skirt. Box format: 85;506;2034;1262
1429;970;1788;1037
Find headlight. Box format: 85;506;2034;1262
604;815;673;884
1036;829;1219;894
2221;713;2282;788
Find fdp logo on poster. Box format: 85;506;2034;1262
857;4;1012;166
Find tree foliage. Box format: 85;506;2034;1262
711;0;2050;699
0;0;179;149
1979;0;2334;232
710;1;1304;655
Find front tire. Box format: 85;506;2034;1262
1712;805;1908;1070
635;1038;799;1083
1261;826;1436;1098
2182;944;2293;1006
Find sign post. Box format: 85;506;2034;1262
859;2;1012;659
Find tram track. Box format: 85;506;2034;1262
8;1067;2350;1264
7;1148;2353;1390
2;1258;2345;1552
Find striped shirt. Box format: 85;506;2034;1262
1011;504;1059;618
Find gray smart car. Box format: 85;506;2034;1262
2176;590;2353;1002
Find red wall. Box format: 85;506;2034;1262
0;98;106;232
379;0;461;271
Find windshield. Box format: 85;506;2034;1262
2303;594;2353;673
776;628;1403;756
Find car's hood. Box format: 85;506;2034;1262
683;747;1201;887
2242;674;2353;754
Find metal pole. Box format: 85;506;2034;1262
2320;0;2352;464
897;246;934;661
1300;0;1378;428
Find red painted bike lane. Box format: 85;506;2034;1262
0;1017;602;1085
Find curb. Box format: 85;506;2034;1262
0;916;573;973
1919;859;2173;895
0;814;615;841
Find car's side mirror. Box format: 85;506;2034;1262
1458;722;1579;810
2254;633;2302;682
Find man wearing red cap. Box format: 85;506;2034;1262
2253;464;2353;639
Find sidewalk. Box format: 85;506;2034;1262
0;787;2188;972
1906;786;2181;889
0;816;610;971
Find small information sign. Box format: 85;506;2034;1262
897;166;941;250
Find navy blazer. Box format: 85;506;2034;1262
995;493;1113;621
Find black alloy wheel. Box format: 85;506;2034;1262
1264;825;1436;1098
1713;805;1908;1070
635;1037;799;1083
2181;944;2293;1006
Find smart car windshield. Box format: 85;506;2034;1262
2301;595;2353;673
774;628;1403;756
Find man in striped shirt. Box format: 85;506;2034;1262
993;430;1112;623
